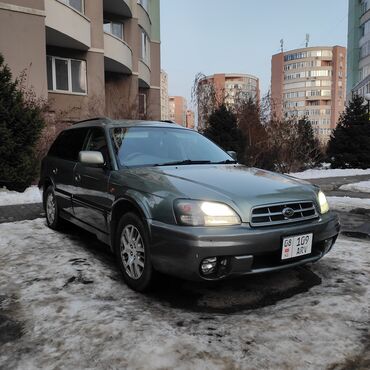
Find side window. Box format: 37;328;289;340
48;128;88;161
84;128;110;166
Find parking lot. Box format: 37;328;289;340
0;217;369;370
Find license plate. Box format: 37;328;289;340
281;233;313;260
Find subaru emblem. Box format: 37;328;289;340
282;207;294;218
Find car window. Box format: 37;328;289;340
48;128;88;161
110;126;233;167
84;127;110;165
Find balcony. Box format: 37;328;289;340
103;0;132;17
137;3;151;36
45;0;91;50
139;60;151;88
104;33;132;74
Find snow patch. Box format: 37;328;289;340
339;181;370;193
0;186;42;206
328;196;370;211
290;168;370;179
0;219;369;369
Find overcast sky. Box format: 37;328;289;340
160;0;348;108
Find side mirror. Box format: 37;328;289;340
227;151;237;161
79;151;105;167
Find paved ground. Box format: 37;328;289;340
308;174;370;198
0;203;44;224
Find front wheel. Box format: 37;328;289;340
115;212;154;292
44;186;63;230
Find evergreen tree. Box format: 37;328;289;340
327;94;370;169
0;54;45;191
203;104;244;160
296;117;323;168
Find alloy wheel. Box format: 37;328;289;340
120;224;145;280
46;192;56;225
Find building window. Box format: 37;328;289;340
104;20;124;40
139;93;147;115
140;29;150;65
47;56;87;94
59;0;84;13
137;0;149;12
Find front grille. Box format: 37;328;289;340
250;201;318;227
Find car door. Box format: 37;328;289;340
47;128;89;215
72;127;113;233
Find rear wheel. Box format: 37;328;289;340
115;212;153;292
44;186;63;230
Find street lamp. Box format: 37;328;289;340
364;93;370;116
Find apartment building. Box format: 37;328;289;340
0;0;161;120
348;0;370;98
169;96;187;126
160;69;169;120
271;46;346;142
197;73;260;130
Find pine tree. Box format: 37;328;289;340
0;54;45;191
203;104;244;160
327;94;370;169
296;117;323;168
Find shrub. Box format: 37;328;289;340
0;54;45;191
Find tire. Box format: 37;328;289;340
44;186;63;230
115;212;153;292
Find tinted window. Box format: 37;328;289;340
110;127;232;167
85;128;110;165
48;128;88;161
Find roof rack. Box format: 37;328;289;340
160;120;177;124
73;117;112;125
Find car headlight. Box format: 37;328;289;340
174;200;241;226
318;191;329;214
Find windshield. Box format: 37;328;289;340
110;126;234;168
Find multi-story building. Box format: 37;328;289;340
347;0;370;98
0;0;161;120
197;73;260;130
186;110;195;129
271;46;346;142
160;69;169;120
169;96;187;126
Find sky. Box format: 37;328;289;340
160;0;348;108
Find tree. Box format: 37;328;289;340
203;104;244;159
0;54;45;191
295;117;323;168
327;94;370;169
236;98;270;168
266;116;322;173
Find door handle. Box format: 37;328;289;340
75;173;81;182
52;168;58;175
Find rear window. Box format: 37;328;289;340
48;128;88;161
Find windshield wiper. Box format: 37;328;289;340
211;159;237;164
154;160;212;166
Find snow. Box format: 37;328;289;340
0;219;369;369
328;196;370;211
0;186;41;206
290;168;370;179
339;181;370;193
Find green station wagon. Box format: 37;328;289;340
39;118;340;291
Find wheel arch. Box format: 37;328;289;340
110;197;150;252
41;177;56;205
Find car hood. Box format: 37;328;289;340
114;164;319;223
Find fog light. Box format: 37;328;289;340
201;257;217;275
323;238;333;253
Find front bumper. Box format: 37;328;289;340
149;212;340;281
